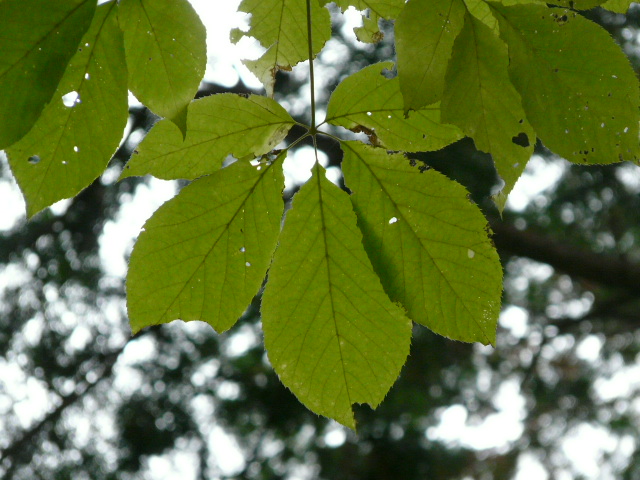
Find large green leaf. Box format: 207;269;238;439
341;141;502;345
0;0;95;149
127;157;285;334
262;163;412;429
326;62;463;152
6;2;127;218
119;0;206;134
396;0;466;111
234;0;331;96
121;94;296;181
441;13;533;209
493;4;640;164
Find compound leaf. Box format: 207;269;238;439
236;0;331;96
262;163;412;429
127;157;285;334
326;62;463;152
6;2;127;217
493;4;640;164
341;141;502;345
396;0;466;111
0;0;96;149
119;0;206;134
122;94;296;180
442;13;533;209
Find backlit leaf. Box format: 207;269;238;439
262;163;412;429
122;94;296;180
237;0;331;96
6;2;127;217
493;4;640;164
325;0;405;18
0;0;95;149
326;62;463;152
119;0;206;134
127;157;285;334
601;0;634;12
341;141;502;345
441;13;533;209
396;0;466;111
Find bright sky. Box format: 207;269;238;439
1;2;639;479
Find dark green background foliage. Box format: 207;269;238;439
1;0;640;478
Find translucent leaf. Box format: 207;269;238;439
0;0;95;149
601;0;634;12
237;0;331;96
262;164;412;429
442;13;533;210
122;94;296;180
354;12;385;44
493;4;640;164
341;142;502;345
326;62;463;152
396;0;466;111
6;3;127;218
463;0;498;32
119;0;206;134
127;157;285;334
325;0;406;18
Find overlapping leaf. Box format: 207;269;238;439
601;0;634;12
341;142;502;345
0;0;95;149
119;0;206;133
127;157;285;334
442;13;533;209
325;0;405;18
492;4;640;164
234;0;331;96
396;0;466;111
121;94;296;180
6;2;127;217
326;62;463;152
262;163;412;429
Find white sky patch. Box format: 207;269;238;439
562;423;618;478
506;155;566;212
210;426;245;475
499;305;529;338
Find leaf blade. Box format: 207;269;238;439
262;164;412;429
127;158;285;334
0;0;96;149
341;141;502;345
121;94;296;180
6;2;128;217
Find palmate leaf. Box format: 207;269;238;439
262;163;412;429
119;0;206;134
6;2;127;217
396;0;466;111
442;12;534;209
127;157;284;334
492;4;640;164
341;141;502;345
234;0;331;96
326;62;463;152
121;94;296;181
0;0;95;149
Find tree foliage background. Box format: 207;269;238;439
1;0;640;479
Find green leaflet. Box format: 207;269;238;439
601;0;634;12
121;94;296;181
441;13;533;210
493;4;640;164
6;2;127;218
235;0;331;96
119;0;206;134
262;163;412;429
0;0;95;149
325;0;405;19
396;0;466;111
354;12;385;44
341;142;502;345
463;0;498;33
127;157;285;334
326;62;463;152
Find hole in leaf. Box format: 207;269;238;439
468;249;475;258
61;91;81;107
511;132;530;148
388;217;398;224
28;155;41;164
